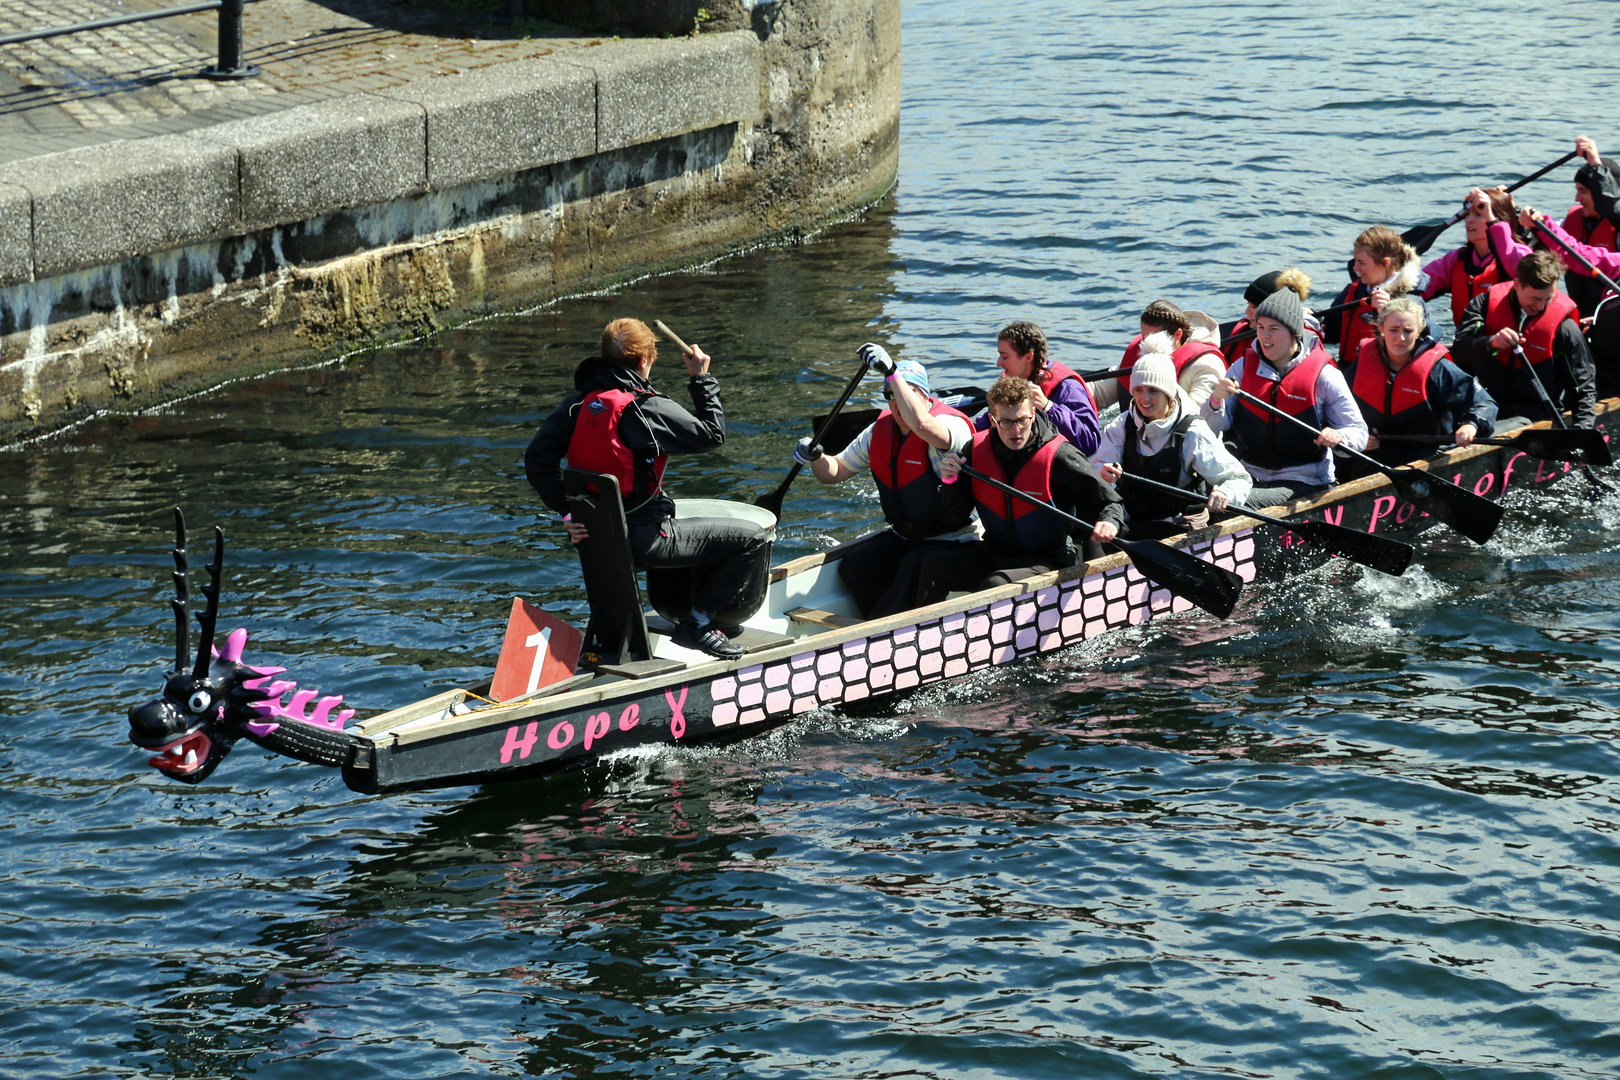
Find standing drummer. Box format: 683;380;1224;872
525;318;766;660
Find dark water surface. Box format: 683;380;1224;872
6;1;1620;1076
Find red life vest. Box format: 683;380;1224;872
1563;205;1617;254
1115;340;1223;396
566;388;668;511
1482;281;1580;369
1039;359;1098;413
1229;341;1334;470
868;399;973;539
1475;281;1580;420
1223;317;1253;365
969;428;1071;560
1561;206;1619;316
1121;334;1142;370
1349;336;1448;437
1447;247;1504;330
1335;282;1379;365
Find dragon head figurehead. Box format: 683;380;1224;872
128;510;357;784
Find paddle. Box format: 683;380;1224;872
1227;386;1503;545
1400;150;1580;255
812;366;1135;457
756;353;873;519
1376;427;1612;467
1112;470;1414;576
956;462;1244;619
1511;344;1614;493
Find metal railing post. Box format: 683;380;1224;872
201;0;258;80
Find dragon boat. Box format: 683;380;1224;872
125;401;1617;795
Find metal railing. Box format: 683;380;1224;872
0;0;261;80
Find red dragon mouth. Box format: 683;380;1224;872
147;730;213;776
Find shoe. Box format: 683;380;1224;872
671;615;745;660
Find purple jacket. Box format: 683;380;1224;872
973;373;1101;455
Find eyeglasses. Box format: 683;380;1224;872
992;413;1034;429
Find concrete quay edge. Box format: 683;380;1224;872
0;30;764;285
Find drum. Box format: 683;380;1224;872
645;499;777;627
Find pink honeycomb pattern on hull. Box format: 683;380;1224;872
709;532;1256;727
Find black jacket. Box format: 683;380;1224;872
525;357;726;524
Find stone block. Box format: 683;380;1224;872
587;31;763;154
190;95;428;230
376;59;596;190
0;183;30;286
0;137;237;278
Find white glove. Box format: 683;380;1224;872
858;342;896;377
793;437;823;466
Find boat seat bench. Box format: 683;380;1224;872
785;607;862;630
645;614;795;655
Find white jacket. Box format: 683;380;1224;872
1092;389;1254;520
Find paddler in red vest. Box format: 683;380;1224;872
1562;135;1620;321
796;345;978;619
972;321;1101;454
1485;142;1620;394
1091;351;1254;540
1419;187;1518;333
906;377;1123;609
1322;226;1423;364
1453;250;1597;431
524;318;768;660
1099;300;1228;410
1219;267;1318;365
1337;296;1498;481
1203;287;1369;509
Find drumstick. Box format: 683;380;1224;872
654;320;694;356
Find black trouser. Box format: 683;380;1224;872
629;515;770;620
838;531;969;619
1589;304;1620;398
910;540;1090;611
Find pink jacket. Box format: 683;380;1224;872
1488;218;1620;281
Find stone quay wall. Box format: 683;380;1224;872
0;0;899;441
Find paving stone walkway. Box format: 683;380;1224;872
0;0;615;165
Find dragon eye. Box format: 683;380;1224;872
187;690;214;714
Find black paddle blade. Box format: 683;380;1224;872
754;472;795;519
1402;219;1453;257
1385;469;1503;545
1293;519;1414;576
1510;427;1614;467
1117;538;1244;620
